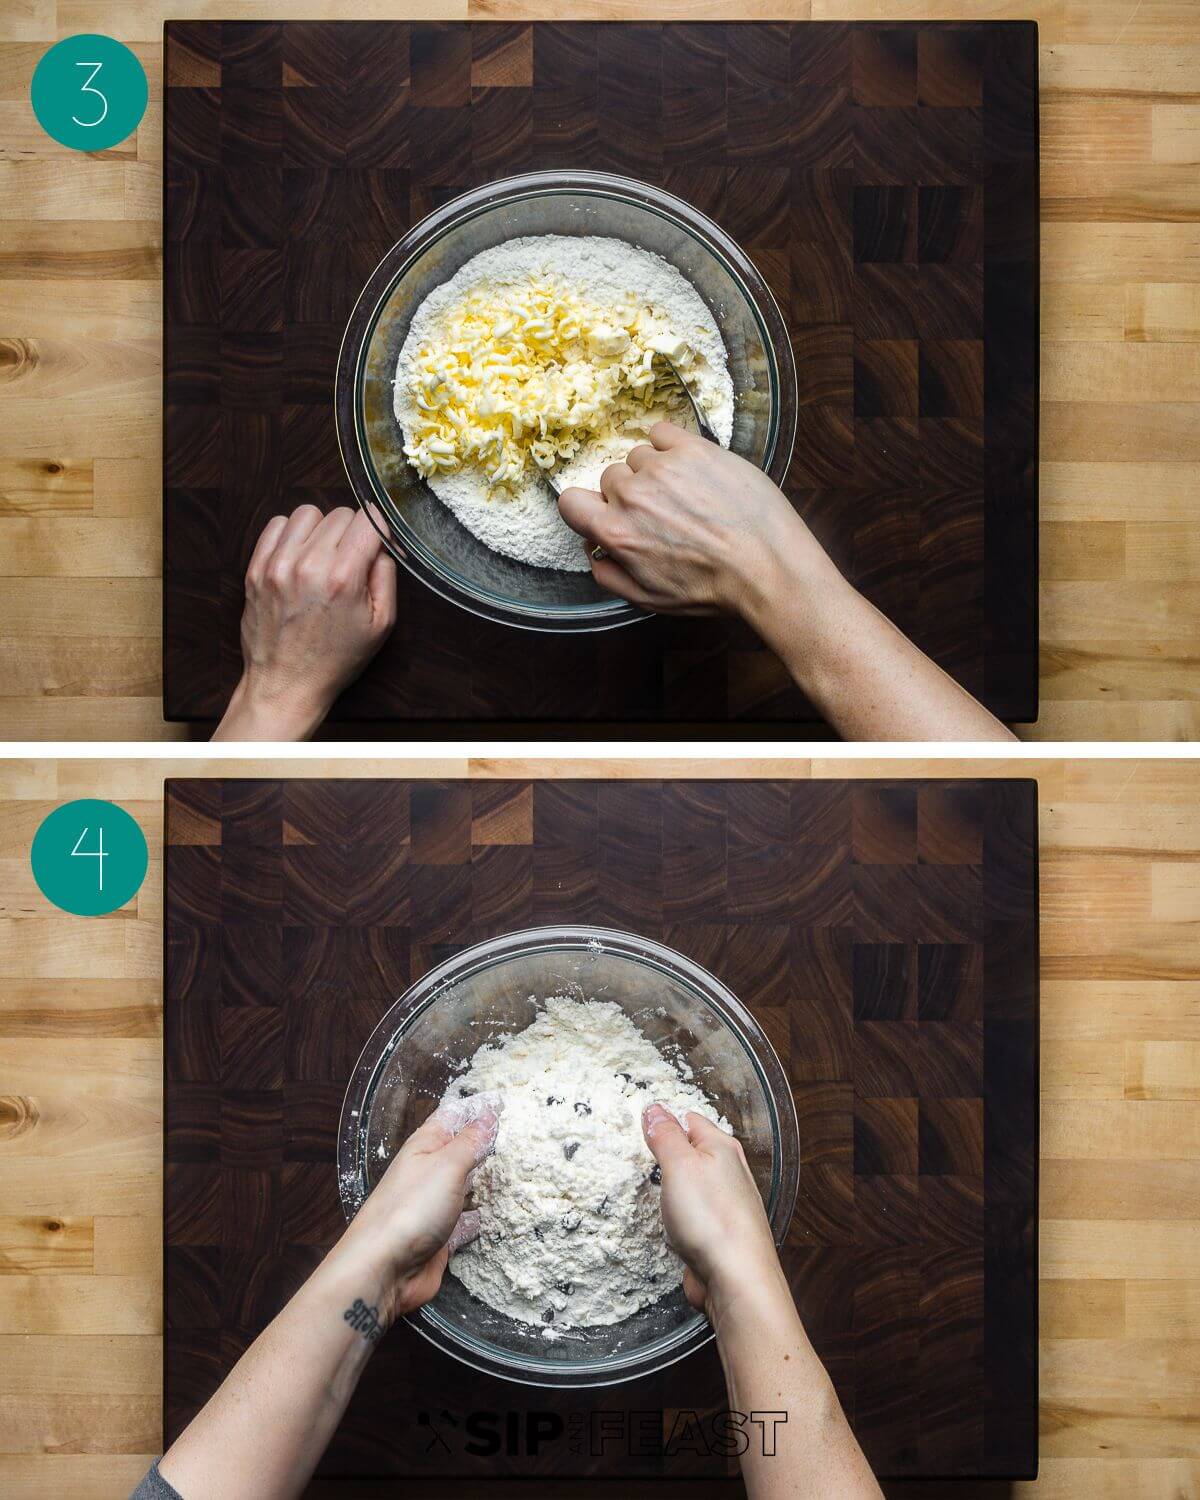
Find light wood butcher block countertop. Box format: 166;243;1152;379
1;755;1198;1497
2;2;1199;740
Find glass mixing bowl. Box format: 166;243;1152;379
337;926;799;1388
335;171;797;632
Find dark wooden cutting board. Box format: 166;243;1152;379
162;21;1039;728
163;777;1038;1481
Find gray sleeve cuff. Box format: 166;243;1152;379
130;1459;185;1500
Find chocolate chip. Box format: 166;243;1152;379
617;1072;632;1085
542;1307;555;1323
546;1094;564;1106
533;1226;544;1241
649;1164;662;1185
574;1101;592;1116
636;1079;649;1090
556;1280;573;1296
563;1141;579;1161
597;1195;610;1217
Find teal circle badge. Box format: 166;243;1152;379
31;34;148;153
31;799;149;917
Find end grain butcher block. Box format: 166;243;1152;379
162;21;1039;728
163;778;1039;1481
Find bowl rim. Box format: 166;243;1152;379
335;169;798;635
336;923;800;1389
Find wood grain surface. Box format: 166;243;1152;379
3;2;1200;740
159;18;1038;727
5;755;1200;1498
160;773;1038;1480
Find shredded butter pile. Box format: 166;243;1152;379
399;276;701;488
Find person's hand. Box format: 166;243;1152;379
643;1103;783;1320
214;504;397;740
556;423;846;621
334;1095;501;1322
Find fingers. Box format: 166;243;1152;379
590;553;655;610
306;506;357;556
367;547;397;631
335;508;388;577
649;420;691;451
400;1110;454;1157
642;1102;694;1167
431;1092;502;1176
400;1090;495;1151
624;443;656;473
683;1112;734;1155
245;514;288;583
556;485;609;543
446;1208;481;1256
599;461;633;503
270;503;324;562
440;1112;501;1178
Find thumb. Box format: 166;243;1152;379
432;1093;502;1181
557;485;610;544
642;1102;693;1168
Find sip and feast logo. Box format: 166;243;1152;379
416;1408;786;1459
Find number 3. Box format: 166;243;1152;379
72;61;108;128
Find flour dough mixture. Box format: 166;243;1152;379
442;995;729;1334
393;236;736;572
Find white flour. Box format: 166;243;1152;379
394;236;735;572
442;995;728;1335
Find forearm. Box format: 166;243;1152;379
158;1245;383;1500
746;568;1015;743
712;1269;881;1500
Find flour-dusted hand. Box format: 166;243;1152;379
336;1095;501;1323
557;422;844;618
642;1102;781;1319
213;504;397;741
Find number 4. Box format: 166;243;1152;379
71;825;107;891
73;61;108;129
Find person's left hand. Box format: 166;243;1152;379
214;504;397;740
334;1096;500;1321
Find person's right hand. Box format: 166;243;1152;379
642;1103;782;1317
556;422;846;621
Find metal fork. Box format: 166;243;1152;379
654;353;719;444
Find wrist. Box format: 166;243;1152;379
322;1229;405;1319
706;1253;795;1336
334;1197;428;1290
218;669;328;741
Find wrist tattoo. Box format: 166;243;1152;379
343;1297;385;1342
